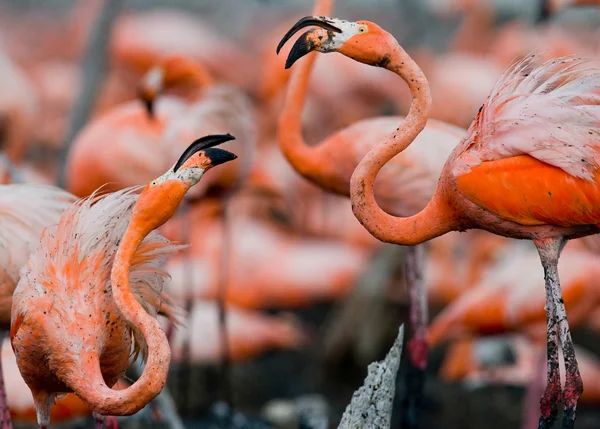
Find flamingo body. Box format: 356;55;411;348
10;188;181;421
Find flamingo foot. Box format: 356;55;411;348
562;365;583;429
538;326;561;429
560;317;583;429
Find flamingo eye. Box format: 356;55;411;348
151;181;157;186
358;25;367;33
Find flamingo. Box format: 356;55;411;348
0;46;38;164
284;14;600;428
64;94;186;197
427;242;600;346
439;336;600;406
136;55;255;197
162;196;368;309
540;0;600;18
167;301;306;364
110;9;257;93
10;134;237;428
67;56;253;199
0;183;74;429
276;6;465;425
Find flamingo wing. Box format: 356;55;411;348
453;55;600;226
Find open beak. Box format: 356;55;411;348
276;16;341;69
174;134;236;172
204;147;237;167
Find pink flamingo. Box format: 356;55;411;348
10;135;236;428
282;15;600;428
166;301;306;364
277;11;464;426
162;197;368;309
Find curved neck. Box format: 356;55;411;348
350;42;454;245
65;211;173;415
277;0;334;188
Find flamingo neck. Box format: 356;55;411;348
277;0;337;191
350;41;454;245
107;218;171;412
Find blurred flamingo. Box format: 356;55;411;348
137;55;256;197
110;9;257;93
67;56;254;199
0;183;73;429
541;0;600;18
247;144;378;248
162;196;368;309
10;135;237;428
167;301;306;364
277;7;465;424
425;230;509;307
428;242;600;346
65;96;185;197
0;46;38;164
314;16;600;425
440;336;600;405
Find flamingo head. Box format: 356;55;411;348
277;16;394;69
137;56;212;118
133;134;237;230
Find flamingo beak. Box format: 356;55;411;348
142;94;155;119
276;16;342;69
204;148;237;168
137;66;164;119
173;134;236;172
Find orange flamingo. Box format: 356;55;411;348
10;134;237;428
287;15;600;427
428;242;600;346
277;8;465;425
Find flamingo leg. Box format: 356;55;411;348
535;238;582;429
93;412;104;429
93;412;120;429
0;335;12;429
402;244;427;429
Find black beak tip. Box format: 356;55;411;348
144;99;155;119
205;148;237;167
